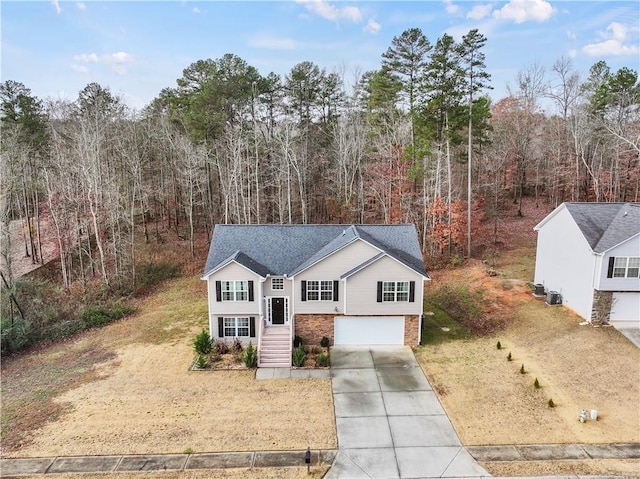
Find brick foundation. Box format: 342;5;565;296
590;290;613;324
294;314;420;346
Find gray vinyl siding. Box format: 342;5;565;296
345;255;423;315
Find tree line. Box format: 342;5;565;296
1;27;639;299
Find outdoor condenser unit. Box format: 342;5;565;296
534;284;545;296
546;290;562;305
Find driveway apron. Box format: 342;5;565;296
326;346;489;479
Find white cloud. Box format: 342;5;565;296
247;33;297;50
77;2;86;11
295;0;363;23
467;3;493;20
74;53;99;63
193;6;200;14
583;39;639;57
71;64;88;73
52;0;62;14
444;0;461;15
363;19;381;34
493;0;556;23
583;22;639;57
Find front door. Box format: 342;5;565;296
271;297;285;325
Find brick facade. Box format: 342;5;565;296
294;314;420;346
590;290;613;324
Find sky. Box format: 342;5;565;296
2;0;639;112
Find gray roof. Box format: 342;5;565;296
565;203;640;253
202;224;428;278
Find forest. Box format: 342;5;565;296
1;28;639;354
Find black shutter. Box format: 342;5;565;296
607;257;615;278
249;317;255;337
333;280;339;301
377;281;383;302
218;317;224;337
248;281;254;301
409;281;415;302
301;281;307;302
215;281;222;302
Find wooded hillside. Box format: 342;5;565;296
1;27;639;297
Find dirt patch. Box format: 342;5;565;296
416;249;640;474
1;276;336;458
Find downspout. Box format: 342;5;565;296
258;277;267;365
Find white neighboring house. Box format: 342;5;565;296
533;202;640;323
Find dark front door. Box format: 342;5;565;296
271;297;285;324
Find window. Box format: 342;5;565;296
306;280;334;301
271;277;284;290
223;317;249;337
613;257;640;278
383;281;409;302
221;281;248;301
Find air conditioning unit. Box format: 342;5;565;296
533;284;545;297
546;290;562;306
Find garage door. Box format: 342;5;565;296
610;293;640;321
334;316;404;345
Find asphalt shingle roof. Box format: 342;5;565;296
202;224;428;278
565;202;640;253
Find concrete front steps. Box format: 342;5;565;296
259;325;291;367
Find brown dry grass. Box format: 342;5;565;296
415;247;640;476
1;275;336;458
15;467;329;479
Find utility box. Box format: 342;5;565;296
546;291;562;305
533;284;545;296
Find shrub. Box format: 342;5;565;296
534;378;540;389
214;339;229;355
311;346;322;354
0;317;33;356
79;302;134;329
292;346;306;367
496;341;502;350
320;336;330;348
293;335;304;348
507;352;512;361
244;342;258;368
194;354;208;369
135;261;181;293
231;337;243;353
315;353;330;367
548;398;556;408
520;364;526;374
193;330;212;355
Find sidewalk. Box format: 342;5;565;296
1;443;638;477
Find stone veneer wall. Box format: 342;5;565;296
294;314;420;346
590;290;613;324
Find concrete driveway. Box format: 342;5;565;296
609;320;640;348
325;346;489;479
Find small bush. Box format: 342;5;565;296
311;346;322;354
209;350;221;363
520;364;526;374
193;330;212;355
231;337;243;353
292;346;306;367
244;342;258;368
194;354;209;369
534;378;540;389
214;339;229;355
496;341;502;350
79;302;134;329
548;398;556;408
507;352;512;361
0;317;33;355
135;261;181;293
315;353;330;367
293;335;304;348
320;336;330;347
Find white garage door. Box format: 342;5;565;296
334;316;404;345
610;293;640;321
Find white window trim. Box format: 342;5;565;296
224;317;250;337
382;281;410;302
271;277;284;290
221;280;248;301
307;280;333;301
613;257;640;279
